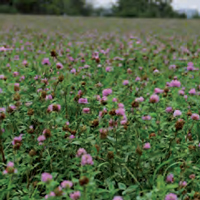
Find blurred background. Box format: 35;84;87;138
0;0;200;19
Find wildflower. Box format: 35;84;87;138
173;110;182;117
20;76;25;81
78;98;88;104
83;108;90;114
61;180;73;188
14;83;20;92
45;95;53;100
70;191;81;200
70;68;76;74
41;172;53;183
106;66;113;72
47;104;61;112
42;58;51;65
113;196;123;200
13;72;19;77
153;69;159;74
99;128;108;139
76;148;87;157
22;60;28;66
187;65;195;71
112;98;118;102
166;174;174;183
127;68;132;74
115;108;125;116
189;174;195;179
102;88;112;96
178;90;184;95
149;94;159;103
135;77;141;81
179;181;187;187
3;162;17;174
142;115;151;120
37;135;46;145
165;193;177;200
189;88;196;95
45;192;55;199
81;154;94;166
135;97;144;102
43;129;51;138
123;80;129;85
154;88;164;94
56;62;63;69
8;105;17;113
0;75;5;79
69;135;75;140
169;65;176;69
191;113;200;120
184;95;188;100
166;107;173;113
169;80;181;87
143;143;151;149
12;135;23;148
0;46;6;52
120;119;127;125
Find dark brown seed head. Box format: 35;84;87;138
27;109;34;116
13;93;20;101
14;86;20;92
81;81;86;86
132;101;139;108
94;144;100;153
44;129;51;138
149;133;156;138
54;187;63;196
91;119;99;127
58;74;64;82
187;110;192;116
79;176;89;186
63;125;69;131
70;130;76;135
107;151;114;159
50;50;57;58
188;145;196;151
109;109;116;116
41;91;47;98
100;130;108;139
29;149;37;157
0;113;6;120
52;105;59;112
6;167;15;174
164;87;169;93
175;119;185;131
136;145;143;156
13;143;21;150
32;181;38;188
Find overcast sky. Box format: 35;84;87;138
93;0;200;11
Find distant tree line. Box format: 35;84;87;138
0;0;188;18
0;0;93;15
112;0;187;18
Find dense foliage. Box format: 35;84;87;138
0;0;186;18
112;0;186;18
0;16;200;199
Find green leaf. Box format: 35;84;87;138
118;183;127;190
122;185;138;195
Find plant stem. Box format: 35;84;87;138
0;123;6;164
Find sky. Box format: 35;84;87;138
93;0;200;11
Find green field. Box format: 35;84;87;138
0;15;200;200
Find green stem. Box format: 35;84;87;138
7;175;12;200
